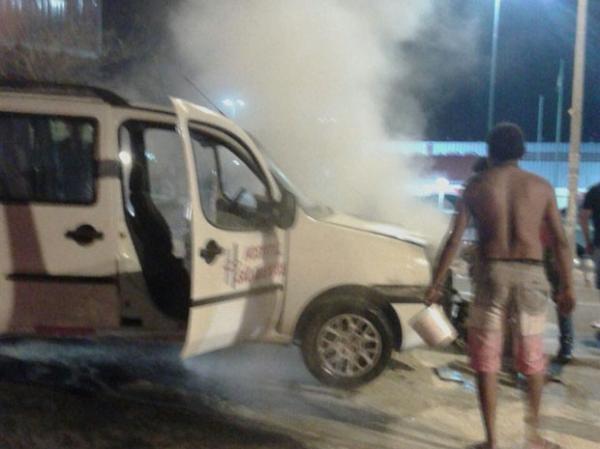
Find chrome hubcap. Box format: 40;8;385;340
317;313;382;378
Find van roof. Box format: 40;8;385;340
0;80;234;128
0;79;130;106
0;80;225;119
126;101;175;115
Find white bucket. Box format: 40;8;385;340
582;257;596;287
409;305;458;347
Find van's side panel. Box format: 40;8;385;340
0;94;121;334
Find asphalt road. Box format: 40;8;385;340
0;338;307;449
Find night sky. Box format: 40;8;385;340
103;0;599;143
420;0;600;142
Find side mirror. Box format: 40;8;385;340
273;188;296;229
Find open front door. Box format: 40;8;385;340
173;99;286;357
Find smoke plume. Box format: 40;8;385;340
170;1;479;246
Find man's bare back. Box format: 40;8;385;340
464;163;552;261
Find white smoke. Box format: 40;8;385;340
170;0;479;247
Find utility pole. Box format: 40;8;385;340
537;95;545;143
565;0;588;256
487;0;502;132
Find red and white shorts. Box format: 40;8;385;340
468;261;550;375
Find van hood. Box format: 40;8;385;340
321;213;428;247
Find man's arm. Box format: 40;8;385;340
545;188;576;315
424;198;469;305
579;208;593;254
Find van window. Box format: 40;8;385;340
190;131;269;231
0;113;96;204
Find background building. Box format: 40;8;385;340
0;0;102;57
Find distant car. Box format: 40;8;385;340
420;193;459;216
419;192;477;243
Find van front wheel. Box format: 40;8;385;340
301;298;393;388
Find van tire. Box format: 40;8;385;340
300;296;393;389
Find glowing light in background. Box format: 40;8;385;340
434;176;450;193
48;0;66;14
435;177;450;210
221;98;246;118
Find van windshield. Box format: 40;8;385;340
267;160;333;219
246;135;332;220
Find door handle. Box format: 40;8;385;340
65;224;104;246
200;239;223;264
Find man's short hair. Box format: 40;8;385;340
471;157;488;174
486;122;526;162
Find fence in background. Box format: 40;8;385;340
385;141;600;189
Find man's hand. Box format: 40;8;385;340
424;285;444;306
555;288;576;316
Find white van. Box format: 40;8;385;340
0;82;432;387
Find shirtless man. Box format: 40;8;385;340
425;123;575;449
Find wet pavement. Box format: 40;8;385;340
0;288;598;449
0;339;305;449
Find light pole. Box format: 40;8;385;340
537;95;545;144
487;0;502;132
565;0;588;256
555;59;565;143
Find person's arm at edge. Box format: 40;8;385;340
424;197;469;305
579;207;593;254
545;186;576;315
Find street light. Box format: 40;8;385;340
487;0;502;132
221;98;246;118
